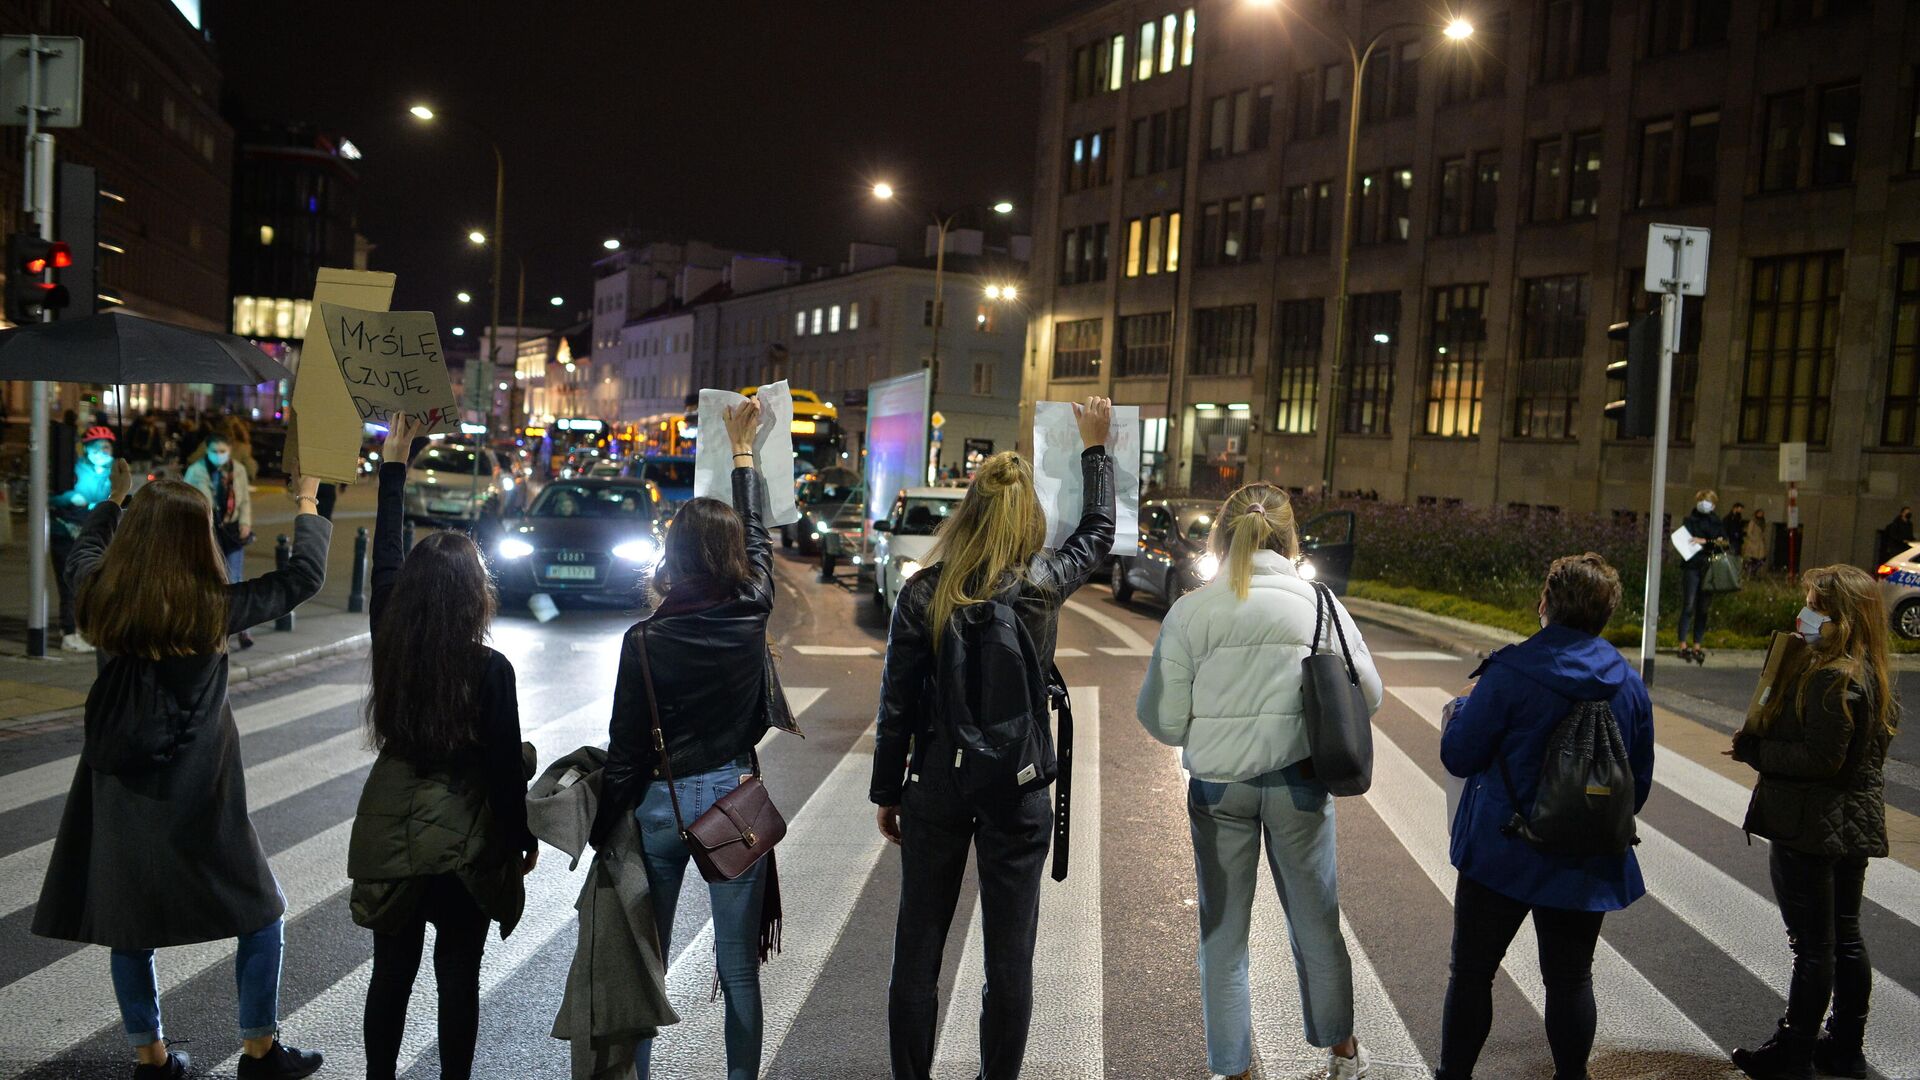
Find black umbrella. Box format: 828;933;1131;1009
0;310;292;386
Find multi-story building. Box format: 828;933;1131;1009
0;0;232;422
1022;0;1920;562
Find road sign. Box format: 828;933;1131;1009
1645;224;1710;296
930;410;946;429
1779;441;1807;484
0;36;84;128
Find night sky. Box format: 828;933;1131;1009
206;0;1052;336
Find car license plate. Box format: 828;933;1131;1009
428;500;466;515
545;565;597;581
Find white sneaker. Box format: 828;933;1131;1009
60;633;94;654
1328;1041;1370;1079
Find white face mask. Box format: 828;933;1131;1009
1697;500;1715;514
1796;606;1829;642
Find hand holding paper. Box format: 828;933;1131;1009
694;381;800;527
1032;400;1141;549
1073;396;1113;449
725;398;763;455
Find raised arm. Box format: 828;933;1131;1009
725;399;774;610
370;417;426;633
227;475;330;634
1037;397;1117;596
65;461;131;596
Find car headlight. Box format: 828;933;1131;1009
1298;558;1318;581
368;451;380;462
899;559;923;580
498;538;534;560
500;476;515;491
815;518;830;533
1195;552;1220;581
613;539;659;564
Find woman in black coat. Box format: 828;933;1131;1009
33;463;330;1080
1676;487;1729;664
600;397;776;1080
1730;564;1897;1080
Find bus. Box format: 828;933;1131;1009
668;387;846;472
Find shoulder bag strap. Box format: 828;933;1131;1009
1310;579;1329;653
635;625;692;838
1312;581;1359;685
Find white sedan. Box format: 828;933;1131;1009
871;487;965;612
1879;540;1920;640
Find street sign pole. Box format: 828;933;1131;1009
1637;224;1708;686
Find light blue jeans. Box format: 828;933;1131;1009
224;546;246;584
109;917;284;1045
635;763;766;1080
1188;763;1355;1074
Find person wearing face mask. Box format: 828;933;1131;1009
1881;506;1914;563
51;427;119;652
1676;489;1729;665
1729;565;1896;1080
186;435;257;650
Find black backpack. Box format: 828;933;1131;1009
1498;699;1640;857
933;587;1056;798
81;655;199;776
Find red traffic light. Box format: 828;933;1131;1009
49;241;72;269
20;240;71;274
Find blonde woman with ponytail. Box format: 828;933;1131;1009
871;398;1114;1080
1138;483;1383;1080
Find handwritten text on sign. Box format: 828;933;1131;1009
318;304;460;433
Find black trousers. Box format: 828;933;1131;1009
1437;874;1605;1080
49;527;77;636
889;758;1052;1080
1771;845;1871;1040
1678;562;1712;644
362;874;492;1080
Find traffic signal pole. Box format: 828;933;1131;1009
20;34;55;657
1637;240;1685;686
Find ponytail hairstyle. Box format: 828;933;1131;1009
926;451;1048;649
1207;483;1300;600
1798;563;1898;736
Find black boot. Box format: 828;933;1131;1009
1733;1022;1815;1080
236;1040;322;1080
133;1050;191;1079
1812;1020;1867;1079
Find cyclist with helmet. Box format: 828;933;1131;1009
52;426;118;652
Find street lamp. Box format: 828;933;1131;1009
1243;3;1471;496
456;290;472;304
602;238;621;250
467;229;487;245
872;182;1016;479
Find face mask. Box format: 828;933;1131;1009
1697;500;1715;514
86;448;113;468
1796;606;1829;642
207;451;230;467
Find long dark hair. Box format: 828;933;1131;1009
366;530;497;759
658;496;749;595
77;479;229;658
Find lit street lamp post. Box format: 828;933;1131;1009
410;105;506;435
1245;5;1472;496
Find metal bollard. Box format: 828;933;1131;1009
274;534;294;631
818;540;837;583
347;527;369;614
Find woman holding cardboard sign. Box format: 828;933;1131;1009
1730;565;1896;1080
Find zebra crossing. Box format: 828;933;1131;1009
2;673;1918;1079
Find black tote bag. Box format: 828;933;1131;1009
1301;580;1374;796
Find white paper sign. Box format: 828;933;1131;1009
694;380;800;527
1033;401;1141;550
1670;525;1701;561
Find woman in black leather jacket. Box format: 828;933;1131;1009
602;398;772;1080
871;397;1115;1080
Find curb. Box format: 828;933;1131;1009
1341;595;1522;661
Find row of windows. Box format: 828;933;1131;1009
1123;211;1182;278
792;302;862;337
1197;195;1265;266
1049;246;1920;449
1129;106;1189;179
1206;85;1273;160
1064;127;1114;193
1066;8;1196;102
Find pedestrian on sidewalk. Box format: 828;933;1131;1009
1436;553;1654;1080
185;434;256;650
600;396;778;1080
1677;489;1730;664
1726;501;1749;554
349;414;538;1080
1137;483;1383;1080
50;425;118;652
1882;506;1914;563
1729;564;1896;1080
32;463;332;1080
872;398;1115;1080
1744;510;1772;577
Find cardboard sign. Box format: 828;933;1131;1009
286;268;396;484
693;380;801;528
318;305;458;433
1033;401;1142;550
1742;630;1812;737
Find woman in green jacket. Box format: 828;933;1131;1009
1729;564;1896;1080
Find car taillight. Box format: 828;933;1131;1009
1877;563;1896;578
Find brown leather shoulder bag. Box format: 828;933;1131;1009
635;625;786;883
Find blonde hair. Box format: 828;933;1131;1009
1694;489;1718;505
1798;563;1898;735
925;451;1048;648
1207;484;1300;600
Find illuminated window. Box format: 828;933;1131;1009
1160;13;1178;72
811;307;823;334
1166;211;1182;272
795;311;806;336
849;301;860;330
1183;8;1197;65
1110;34;1126;90
829;305;842;332
1126;219;1144;277
258;224;274;246
1137;20;1156;81
1145;214;1163;275
232;296;256;336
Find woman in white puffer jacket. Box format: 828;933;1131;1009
1137;483;1383;1080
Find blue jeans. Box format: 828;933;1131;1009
109;917;284;1045
1188;763;1354;1075
635;764;766;1080
224;545;246;584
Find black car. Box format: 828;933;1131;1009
784;466;862;554
1112;499;1356;607
490;478;663;609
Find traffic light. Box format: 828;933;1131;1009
1605;313;1659;439
6;232;71;323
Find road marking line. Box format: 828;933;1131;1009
1063;599;1155;653
1374;650;1461;662
935;687;1104;1078
1097;646;1154;657
0;683;364;816
792;645;879;657
1055;647;1089;658
1393;685;1920;1077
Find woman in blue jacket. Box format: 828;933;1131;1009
1437;553;1655;1080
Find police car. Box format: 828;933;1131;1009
1879;541;1920;640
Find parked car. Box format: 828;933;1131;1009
786;466;862;554
1878;541;1920;640
587;460;624;478
623;455;697;511
871;487;965;611
491;478;664;610
1111;499;1356;609
402;441;512;527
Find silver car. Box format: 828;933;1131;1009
1879;541;1920;640
403;441;513;527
